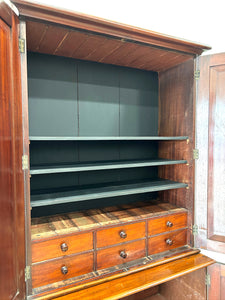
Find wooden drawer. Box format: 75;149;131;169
96;222;145;248
148;229;187;255
32;232;93;263
32;252;94;288
97;239;146;270
148;212;187;236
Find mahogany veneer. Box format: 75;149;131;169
0;1;216;299
45;254;213;300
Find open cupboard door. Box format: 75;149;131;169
0;1;25;299
196;53;225;299
1;0;216;299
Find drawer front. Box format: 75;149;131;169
148;229;187;255
32;252;93;288
96;222;145;248
97;239;146;270
148;212;187;236
32;232;93;263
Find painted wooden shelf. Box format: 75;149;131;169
30;179;188;207
30;159;187;175
29;136;189;141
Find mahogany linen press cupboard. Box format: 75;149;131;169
1;0;222;299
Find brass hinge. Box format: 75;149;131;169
25;266;31;282
22;155;29;170
194;70;200;80
192;224;198;235
193;149;199;160
19;38;25;53
205;274;211;286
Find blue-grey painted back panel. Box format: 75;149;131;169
30;173;79;190
78;61;120;136
30;141;79;166
119;68;158;136
31;193;155;217
28;53;78;137
28;53;160;217
28;54;158;138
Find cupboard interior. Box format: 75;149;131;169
28;52;193;219
23;14;198;297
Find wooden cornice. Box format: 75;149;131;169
0;0;19;26
12;0;210;56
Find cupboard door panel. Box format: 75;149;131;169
0;9;25;300
196;53;225;254
208;65;225;242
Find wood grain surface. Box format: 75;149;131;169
51;254;213;300
12;0;210;57
97;239;146;270
159;268;207;300
32;252;94;288
148;212;187;236
32;232;93;263
148;229;187;255
0;12;25;300
195;52;225;254
23;19;194;72
31;202;187;241
158;59;195;246
96;222;145;248
207;263;225;300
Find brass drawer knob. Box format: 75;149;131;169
60;242;68;252
119;230;127;239
166;238;173;246
61;265;68;275
120;250;127;259
166;221;173;227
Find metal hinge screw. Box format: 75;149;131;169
25;266;31;281
193;149;199;160
194;70;200;80
19;38;25;53
192;224;198;235
22;155;29;170
205;274;211;286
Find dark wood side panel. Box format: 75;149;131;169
159;268;207;300
0;12;25;300
158;59;195;244
208;263;225;300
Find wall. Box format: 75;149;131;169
31;0;224;55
